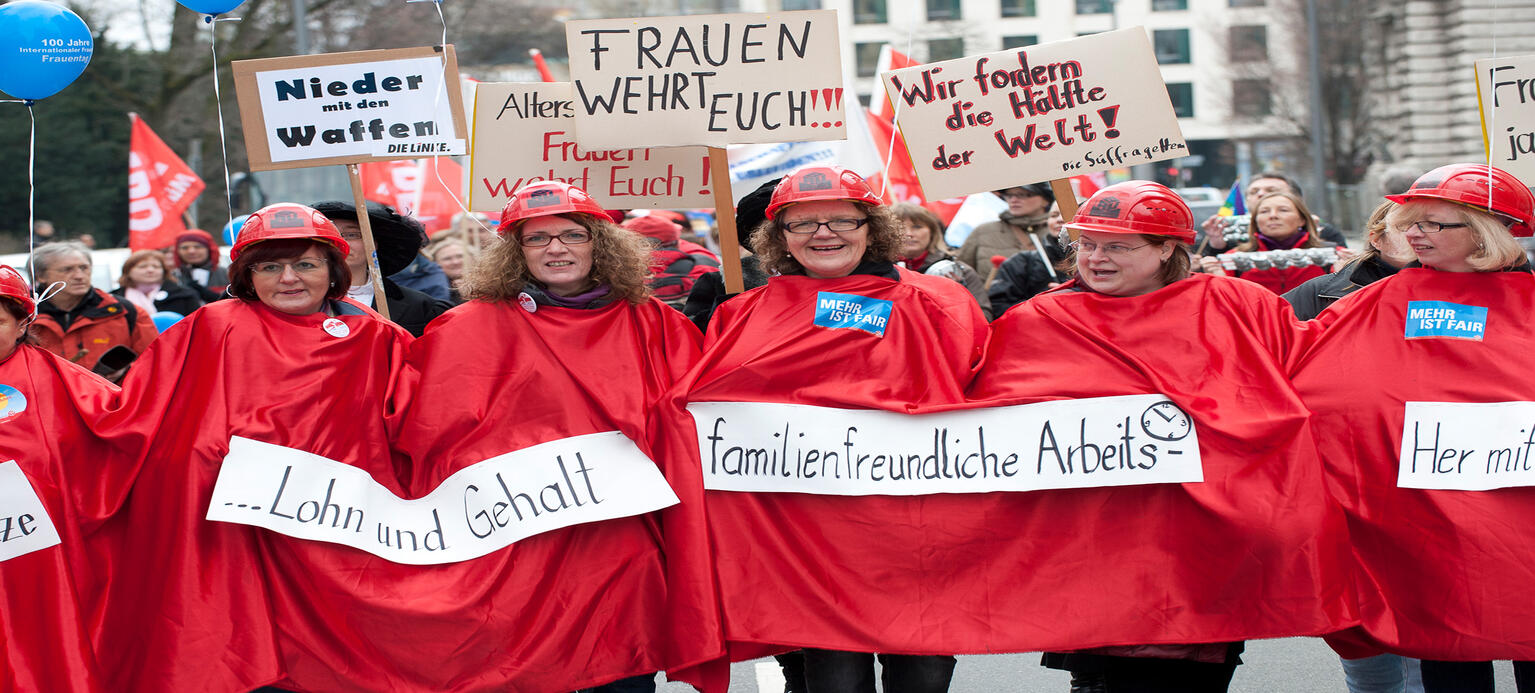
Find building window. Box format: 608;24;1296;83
1229;0;1264;6
1153;28;1191;64
928;37;964;62
1166;82;1193;118
1152;0;1187;8
1229;25;1267;62
1002;35;1039;50
1233;79;1271;117
782;0;821;8
1000;0;1035;17
1076;0;1112;13
855;42;882;77
854;0;886;24
927;0;961;20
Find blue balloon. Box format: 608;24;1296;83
152;311;186;332
175;0;246;16
222;214;249;246
0;1;92;101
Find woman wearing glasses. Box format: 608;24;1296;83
671;165;986;692
86;203;418;691
386;181;719;692
972;182;1350;692
1295;164;1535;693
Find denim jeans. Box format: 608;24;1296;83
1341;654;1425;693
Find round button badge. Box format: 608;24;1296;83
322;318;350;338
518;292;537;314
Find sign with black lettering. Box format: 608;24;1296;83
207;434;679;564
690;394;1202;495
233;46;469;171
1477;54;1535;181
1399;401;1535;490
880;28;1187;201
469;82;712;211
0;461;61;562
565;11;844;147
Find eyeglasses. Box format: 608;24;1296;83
1069;239;1152;257
782;218;868;235
251;259;329;275
1403;220;1469;234
1001;191;1038;200
339;231;365;242
519;230;592;247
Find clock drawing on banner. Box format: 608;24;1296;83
1139;399;1191;442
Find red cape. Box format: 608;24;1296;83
1295;268;1535;660
85;299;412;693
0;346;120;693
371;297;722;692
668;268;987;659
967;274;1357;649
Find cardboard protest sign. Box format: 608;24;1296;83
469;82;712;211
233;46;469;171
881;28;1187;201
565;11;844;148
1477;54;1535;181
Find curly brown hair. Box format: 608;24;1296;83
461;214;653;305
750;202;902;276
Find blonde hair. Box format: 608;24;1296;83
460;214;652;305
750;202;902;276
888;202;950;257
1236;191;1321;251
1386;200;1527;271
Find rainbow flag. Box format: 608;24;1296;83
1217;179;1246;216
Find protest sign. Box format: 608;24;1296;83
689;394;1203;495
1397;401;1535;491
0;461;61;562
232;46;469;171
470;82;711;211
208;433;680;565
1477;54;1535;181
881;28;1187;201
564;11;844;148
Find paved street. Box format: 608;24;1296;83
660;638;1520;691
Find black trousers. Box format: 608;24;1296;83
1420;660;1535;693
802;649;957;693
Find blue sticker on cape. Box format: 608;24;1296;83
0;384;26;424
814;291;893;337
1405;300;1487;341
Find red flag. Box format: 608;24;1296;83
530;48;557;83
1296;268;1535;661
663;269;989;660
969;275;1357;650
126;114;205;251
358;157;463;235
868;45;917;122
0;346;122;693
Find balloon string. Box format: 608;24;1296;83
417;0;495;242
25;103;37;308
208;15;240;226
877;23;919;201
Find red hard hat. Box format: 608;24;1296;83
230;203;350;261
0;265;34;317
1064;181;1195;243
498;181;610;235
765;165;882;218
1385;163;1535;237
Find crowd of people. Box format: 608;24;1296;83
6;161;1535;693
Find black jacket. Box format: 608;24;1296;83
110;279;205;317
987;250;1059;318
1281;256;1399;320
682;255;771;333
377;278;452;337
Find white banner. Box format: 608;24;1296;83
566;11;845;148
208;433;679;565
690;395;1202;495
1399;401;1535;490
0;461;62;562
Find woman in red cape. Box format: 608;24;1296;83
385;181;722;693
0;265;124;692
970;182;1355;691
83;204;415;692
666;165;987;691
1294;164;1535;692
